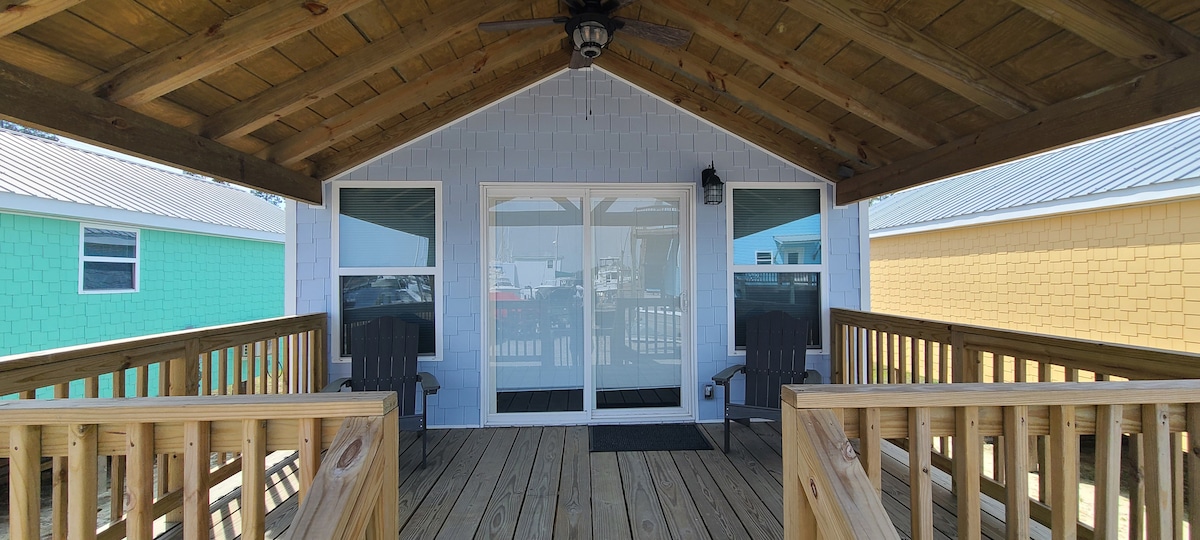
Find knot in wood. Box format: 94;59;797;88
841;440;857;461
303;2;329;15
809;478;818;499
336;438;363;469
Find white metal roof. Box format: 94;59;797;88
870;114;1200;234
0;128;284;237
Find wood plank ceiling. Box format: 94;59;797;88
1;0;1199;205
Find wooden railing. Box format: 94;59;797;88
782;381;1200;540
0;392;396;540
0;314;327;536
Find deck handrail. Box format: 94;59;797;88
782;381;1200;539
1;392;396;540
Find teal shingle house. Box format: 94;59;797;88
0;128;285;357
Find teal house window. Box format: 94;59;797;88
80;225;139;293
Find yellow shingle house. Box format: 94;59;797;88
871;114;1200;353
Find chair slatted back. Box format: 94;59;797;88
351;316;420;416
744;311;809;409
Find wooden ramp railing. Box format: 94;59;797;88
782;381;1200;540
0;314;327;533
0;392;396;540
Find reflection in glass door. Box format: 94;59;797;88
592;196;683;409
486;196;584;414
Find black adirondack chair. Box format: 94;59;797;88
324;316;440;467
712;310;821;453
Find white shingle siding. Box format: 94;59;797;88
295;69;863;427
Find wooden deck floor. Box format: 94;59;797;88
191;421;1033;539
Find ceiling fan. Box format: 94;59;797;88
478;0;692;69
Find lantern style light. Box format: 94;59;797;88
572;20;611;59
701;166;724;205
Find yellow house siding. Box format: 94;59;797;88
870;198;1200;354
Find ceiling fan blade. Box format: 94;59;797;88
614;18;692;48
602;0;640;12
569;49;594;69
478;18;566;32
562;0;586;11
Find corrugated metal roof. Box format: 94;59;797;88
870;114;1200;231
0;129;284;234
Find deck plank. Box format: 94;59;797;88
691;429;783;539
591;452;634;540
699;424;784;518
644;451;712;540
617;452;671;540
400;429;497;539
513;426;565;540
435;428;520;539
477;427;542;539
396;428;471;528
553;426;592;540
668;450;753;540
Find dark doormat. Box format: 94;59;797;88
589;423;712;452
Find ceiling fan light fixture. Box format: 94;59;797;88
572;19;610;59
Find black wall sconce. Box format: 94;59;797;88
701;164;724;205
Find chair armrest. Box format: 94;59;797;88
321;377;351;393
712;364;746;385
802;369;823;384
418;372;441;394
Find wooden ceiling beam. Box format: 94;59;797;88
263;29;561;167
0;0;83;37
834;53;1200;205
776;0;1048;119
79;0;375;106
645;0;956;149
596;54;844;182
1010;0;1200;69
0;60;321;203
199;0;536;143
313;51;570;181
616;38;892;168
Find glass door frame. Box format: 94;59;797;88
480;183;696;427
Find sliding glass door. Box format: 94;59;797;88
484;186;691;424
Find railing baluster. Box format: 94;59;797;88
910;407;933;539
1049;405;1078;540
110;369;126;523
1188;404;1200;540
183;421;212;540
68;424;99;540
1038;362;1053;503
923;339;933;384
860;407;882;493
234;345;245;395
10;424;42;540
53;383;69;540
956;406;982;540
1095;404;1123;540
127;422;155;540
242;419;267;540
299;417;322;502
1143;404;1171;539
1131;433;1145;540
1170;432;1184;540
1004;406;1029;540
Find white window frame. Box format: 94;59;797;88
725;182;830;356
331;181;444;362
79;223;140;294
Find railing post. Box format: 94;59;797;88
10;425;42;540
182;421;212;540
783;402;818;539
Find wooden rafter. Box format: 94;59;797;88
615;38;891;167
313;51;570;181
777;0;1049;119
263;28;561;167
596;54;844;182
0;60;321;204
78;0;375;106
645;0;956;149
198;0;536;143
1010;0;1200;69
0;0;82;37
834;53;1200;205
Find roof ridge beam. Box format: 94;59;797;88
834;53;1200;205
615;38;892;167
0;60;320;203
1010;0;1200;70
645;0;956;149
79;0;376;106
596;54;844;182
777;0;1049;119
0;0;83;38
262;28;562;167
199;0;538;143
313;51;570;181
